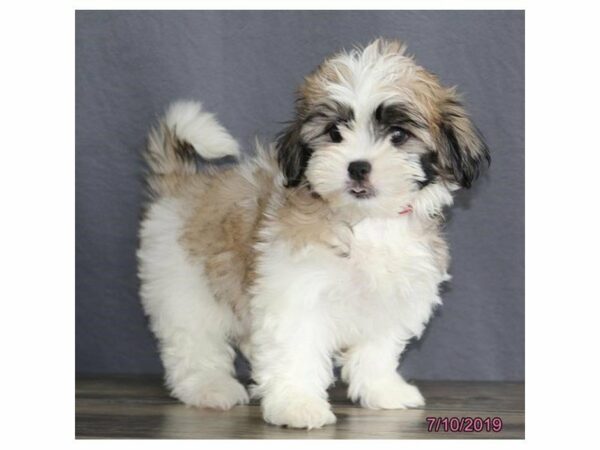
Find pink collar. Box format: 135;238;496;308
398;205;413;216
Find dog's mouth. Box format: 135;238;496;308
348;182;376;199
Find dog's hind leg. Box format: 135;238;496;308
138;198;248;410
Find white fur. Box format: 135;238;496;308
164;100;240;159
138;198;248;409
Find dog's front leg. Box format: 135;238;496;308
250;272;336;429
341;335;425;410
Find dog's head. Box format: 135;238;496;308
277;39;489;218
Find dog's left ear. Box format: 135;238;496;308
276;120;313;188
437;94;490;189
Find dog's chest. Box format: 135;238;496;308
347;217;432;281
327;217;444;339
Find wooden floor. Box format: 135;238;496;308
76;376;524;439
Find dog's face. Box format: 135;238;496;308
277;39;489;218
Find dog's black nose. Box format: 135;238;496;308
348;160;372;181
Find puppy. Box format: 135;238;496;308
138;39;489;429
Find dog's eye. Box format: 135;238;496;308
390;127;410;146
328;124;343;143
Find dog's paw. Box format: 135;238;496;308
173;375;249;410
262;394;336;429
358;377;425;410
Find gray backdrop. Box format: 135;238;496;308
76;10;524;381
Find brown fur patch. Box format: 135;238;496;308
179;164;272;320
144;125;199;197
271;187;354;257
178;158;355;323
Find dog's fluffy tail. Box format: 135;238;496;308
145;100;240;177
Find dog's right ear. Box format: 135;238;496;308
276;120;313;188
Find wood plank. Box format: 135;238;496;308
75;376;524;439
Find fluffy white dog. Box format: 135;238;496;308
138;39;489;429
